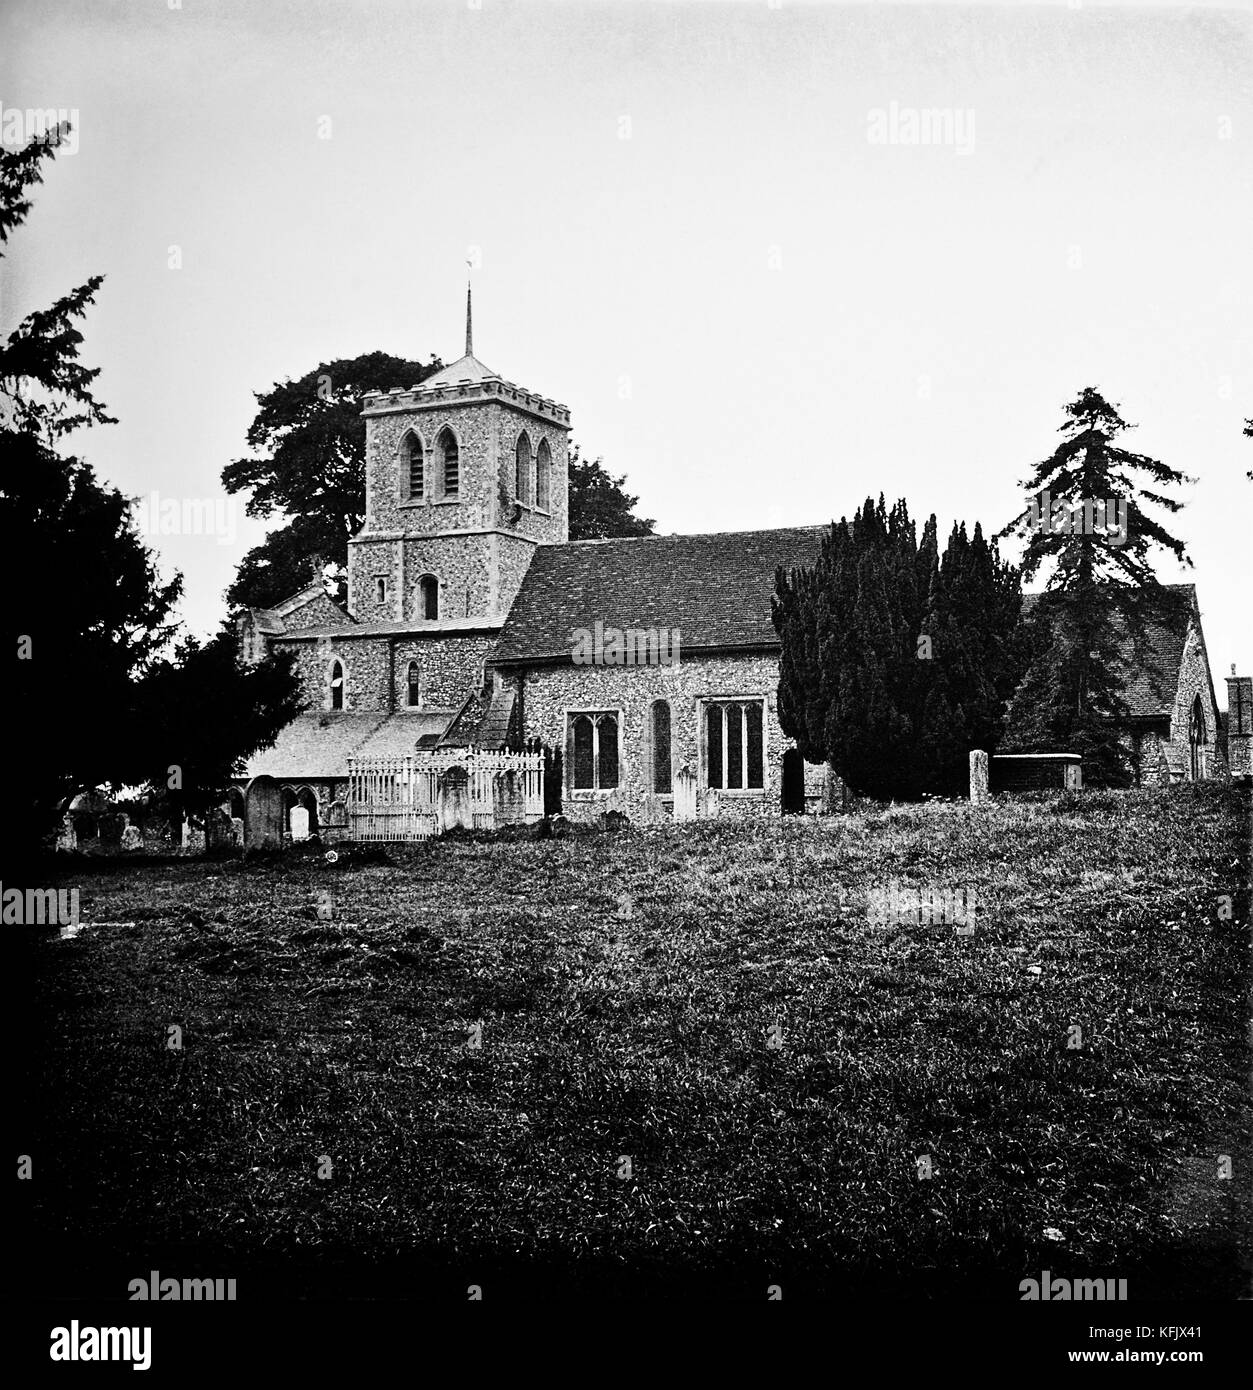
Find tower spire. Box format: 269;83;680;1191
465;271;473;358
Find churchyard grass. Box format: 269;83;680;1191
11;783;1250;1299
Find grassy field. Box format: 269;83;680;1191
9;784;1251;1300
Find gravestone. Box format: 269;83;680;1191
120;824;143;851
56;817;76;853
290;805;311;841
969;750;989;805
437;766;471;832
182;818;206;854
1064;762;1083;791
672;767;697;822
230;816;245;846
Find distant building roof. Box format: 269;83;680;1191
494;525;830;664
1020;583;1201;720
241;711;455;781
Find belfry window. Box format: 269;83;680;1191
536;438;551;510
406;660;421;707
405;433;424;499
438;428;459;498
515;432;532;506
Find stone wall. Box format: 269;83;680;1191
351;391;569;624
277;630;497;714
510;650;798;823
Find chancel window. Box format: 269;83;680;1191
704;700;764;790
569;712;619;791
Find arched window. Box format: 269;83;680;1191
418;575;439;621
406;659;421;707
329;659;344;710
515;432;532;506
569;711;619;791
438;427;459;498
375;577;387;605
1189;694;1206;781
651;700;672;794
536;438;551;511
404;431;425;500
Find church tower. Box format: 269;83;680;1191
352;287;570;625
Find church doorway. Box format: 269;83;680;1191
781;748;805;814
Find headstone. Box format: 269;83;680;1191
703;788;721;820
1064;761;1083;791
56;817;76;852
120;824;143;851
230;816;245;846
182;818;206;854
290;805;311;841
438;767;471;832
672;767;698;822
969;750;989;805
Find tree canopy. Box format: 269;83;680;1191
774;496;1022;799
996;387;1193;785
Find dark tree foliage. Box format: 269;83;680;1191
222;352;443;609
774;496;1022;799
567;444;655;540
0;124;302;854
0;124;180;852
996;387;1193;786
133;625;305;829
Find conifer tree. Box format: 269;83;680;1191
996;387;1193;785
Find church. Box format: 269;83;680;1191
233;304;1236;844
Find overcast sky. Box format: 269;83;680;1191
2;0;1250;700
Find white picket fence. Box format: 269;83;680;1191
346;748;545;841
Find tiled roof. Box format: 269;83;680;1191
1020;583;1198;719
417;353;500;389
494;526;830;664
241;711;454;780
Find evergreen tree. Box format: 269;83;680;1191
996;387;1193;785
774;497;1019;799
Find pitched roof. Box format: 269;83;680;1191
418;353;500;389
1020;583;1200;720
494;526;829;664
241;711;454;781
